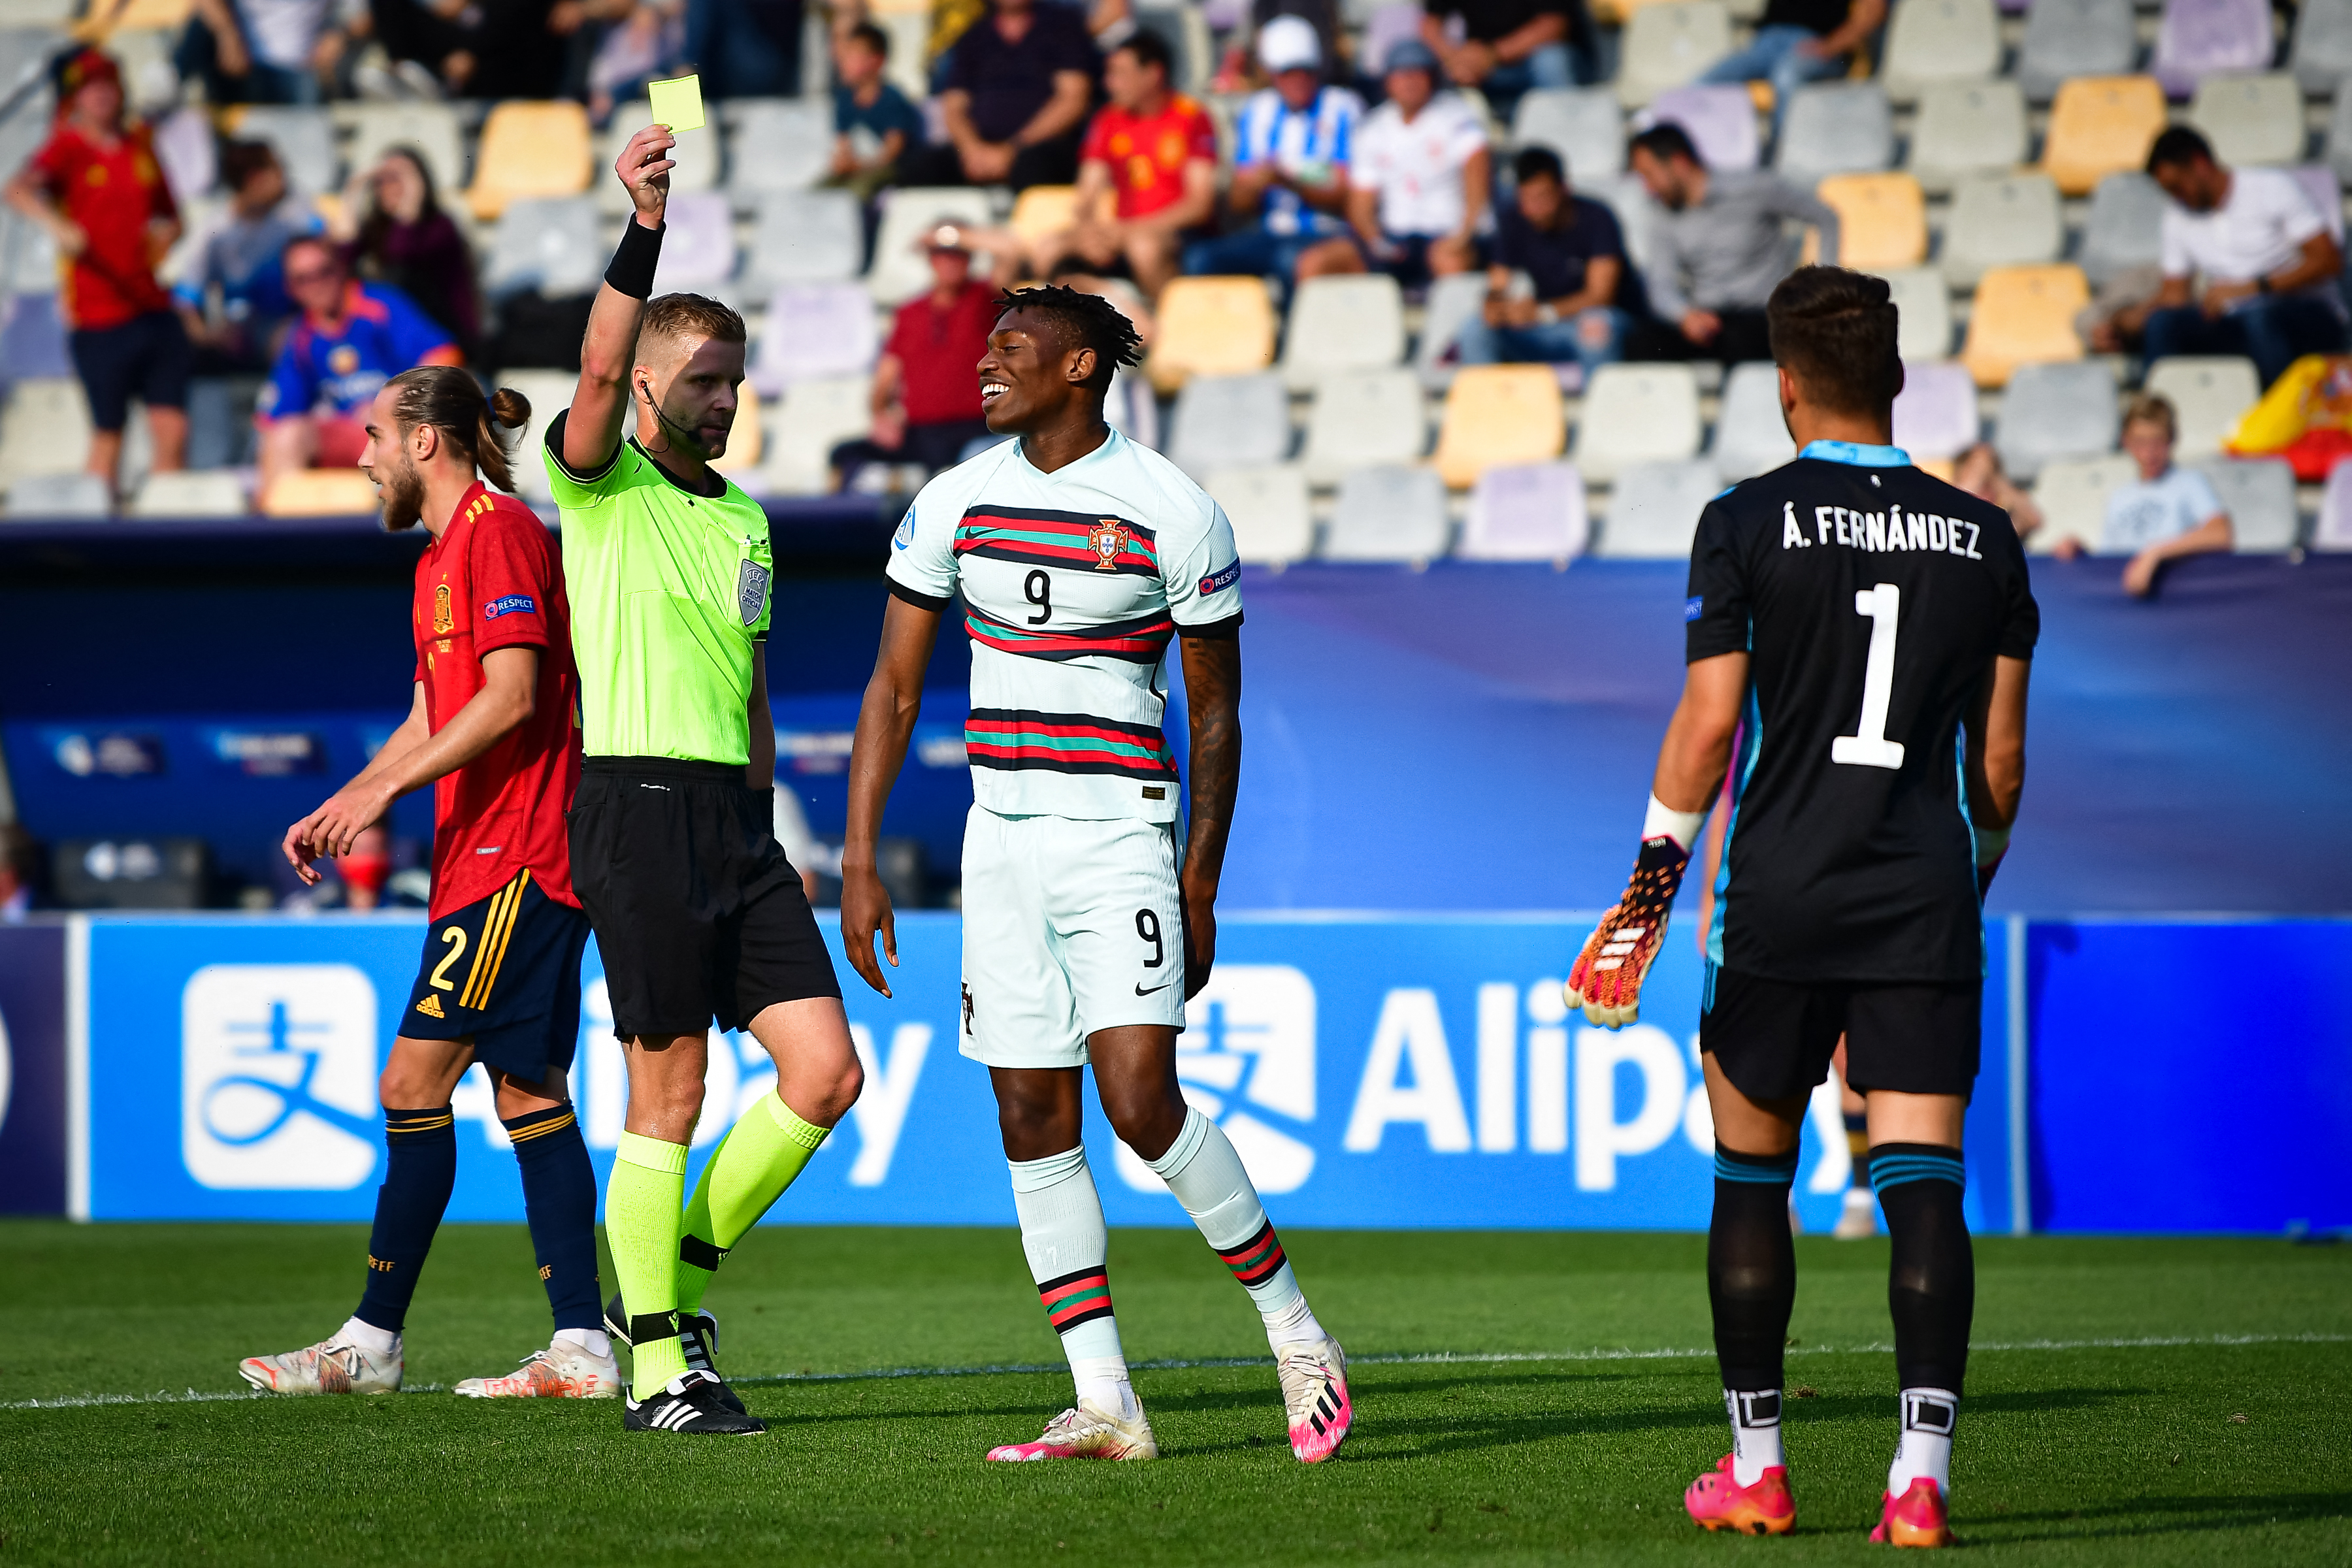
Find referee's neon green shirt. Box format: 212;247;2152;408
545;415;773;766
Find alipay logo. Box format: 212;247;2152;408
182;965;380;1190
1119;964;1317;1195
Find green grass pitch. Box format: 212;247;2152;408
1;1222;2346;1564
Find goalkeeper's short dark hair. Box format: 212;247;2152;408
1766;265;1903;417
996;284;1145;390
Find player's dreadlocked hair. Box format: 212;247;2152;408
995;285;1145;390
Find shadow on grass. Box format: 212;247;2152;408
1969;1489;2352;1544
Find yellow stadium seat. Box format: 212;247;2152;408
1960;263;2090;387
1009;186;1081;249
2040;76;2166;199
261;467;381;517
468;101;595;221
1809;172;1927;270
1434;365;1566;489
80;0;190;35
710;382;764;478
1146;277;1276;394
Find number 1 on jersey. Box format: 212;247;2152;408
1831;583;1906;770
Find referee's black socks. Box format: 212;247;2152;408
355;1107;458;1336
1708;1144;1800;1482
1872;1143;1973;1497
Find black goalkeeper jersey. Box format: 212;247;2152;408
1688;442;2040;985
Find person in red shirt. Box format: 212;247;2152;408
241;366;612;1404
830;223;1000;487
3;48;189;503
1034;29;1218;298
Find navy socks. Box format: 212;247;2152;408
505;1104;604;1333
355;1107;458;1334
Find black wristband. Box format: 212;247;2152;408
605;218;664;299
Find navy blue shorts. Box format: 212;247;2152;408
403;870;592;1081
69;310;193;430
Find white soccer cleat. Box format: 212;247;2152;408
985;1396;1159;1462
1834;1188;1880;1239
453;1339;622;1399
1276;1336;1353;1462
237;1334;402;1396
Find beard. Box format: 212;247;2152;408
376;455;427;531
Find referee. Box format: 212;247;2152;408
547;122;862;1436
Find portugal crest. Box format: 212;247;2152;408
1088;519;1128;571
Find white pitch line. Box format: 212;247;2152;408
5;1332;2344;1413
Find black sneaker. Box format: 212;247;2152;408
623;1369;766;1434
602;1293;745;1415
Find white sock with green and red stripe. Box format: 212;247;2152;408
1147;1108;1328;1350
1008;1147;1135;1418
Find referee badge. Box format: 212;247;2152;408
1088;519;1128;570
736;558;772;625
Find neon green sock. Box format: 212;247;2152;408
676;1094;830;1315
607;1131;690;1390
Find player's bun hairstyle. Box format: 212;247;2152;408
1766;265;1903;419
994;284;1145;391
642;292;748;347
384;365;532;496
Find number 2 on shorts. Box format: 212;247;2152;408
1831;583;1906;770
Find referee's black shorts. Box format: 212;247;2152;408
1700;964;1980;1103
568;757;840;1040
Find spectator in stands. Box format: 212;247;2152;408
1697;0;1883;135
1420;0;1592;118
368;0;569;97
256;234;461;490
174;140;314;376
1951;441;2044;544
4;48;189;504
1346;39;1489;291
2059;393;2234;597
904;0;1100;191
1030;29;1217;298
683;0;804;99
828;223;997;489
829;21;924;202
0;825;39;922
181;0;355;104
1183;17;1365;288
1455;145;1625;372
1625;121;1837;367
2143;127;2349;392
333;148;482;363
581;0;685;118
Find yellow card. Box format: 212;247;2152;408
646;74;706;133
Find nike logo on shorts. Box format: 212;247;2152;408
1135;981;1173;996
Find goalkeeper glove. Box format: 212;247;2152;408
1566;796;1703;1029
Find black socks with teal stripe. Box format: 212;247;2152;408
1710;1144;1799;1484
355;1107;457;1335
1872;1143;1972;1495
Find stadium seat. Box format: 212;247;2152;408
2193;455;2300;548
723;99;832;201
2292;0;2352;95
0;377;89;481
1414;272;1490;390
127;469;248;517
1813;172;1926;270
483;196;604;299
1511;88;1625;179
1940;172;2064;286
1009;186;1081;253
2313;455;2352;547
1963;264;2092;385
150;103;214;203
2189;74;2308;167
498;370;580;502
1908;80;2030;193
223;105;336;196
1710;361;1796;479
1324;464;1451;562
1303;368;1428;484
1148;276;1278;393
1459;460;1591;561
2030;452;2138;550
260;467;378;517
1642;84;1759;171
2153;0;2272;97
1205;463;1315;564
651;191;738;291
746;189;865;291
1435;365;1567;486
869;187;996;305
1596;458;1718;556
1571;363;1701;482
2079;171;2167;284
2328;91;2352;185
2289;164;2347;242
2146;355;2261;459
1882;0;2002;100
751;282;879;395
1104;365;1159;449
766;375;873;495
1996;359;2121;479
2017;0;2138;103
4;470;106;517
2042;76;2167;195
339;101;468;199
1891;358;1982;459
1168;370;1293;477
1878;266;1956;361
1283;273;1406;390
1616;1;1733;107
599;99;721;214
468;101;594;220
1774;83;1895;184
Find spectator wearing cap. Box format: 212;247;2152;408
174;139;317;374
1183;16;1365;288
828;20;924;202
1456;145;1627;372
1345;38;1490;290
1420;0;1592;122
2142;127;2349;391
1697;0;1883;135
902;0;1100;191
2061;393;2234;598
4;48;189;504
1031;29;1218;298
830;224;999;488
1625;120;1838;366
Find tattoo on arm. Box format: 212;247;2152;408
1179;636;1242;887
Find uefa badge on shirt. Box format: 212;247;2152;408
736;557;772;627
1088;519;1128;571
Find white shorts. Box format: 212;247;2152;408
959;805;1186;1069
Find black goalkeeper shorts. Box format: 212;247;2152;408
568;757;840;1040
1700;964;1980;1103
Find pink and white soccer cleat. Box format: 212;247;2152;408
1276;1337;1352;1462
1871;1478;1955;1547
237;1334;402;1396
985;1397;1158;1462
1685;1453;1797;1535
453;1340;621;1399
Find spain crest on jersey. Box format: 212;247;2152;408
1088;520;1128;571
432;583;453;634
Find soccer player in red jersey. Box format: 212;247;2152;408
240;367;613;1401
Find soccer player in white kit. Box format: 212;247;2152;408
841;286;1352;1463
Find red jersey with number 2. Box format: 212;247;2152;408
412;483;582;917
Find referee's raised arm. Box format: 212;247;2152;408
565;123;677;478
